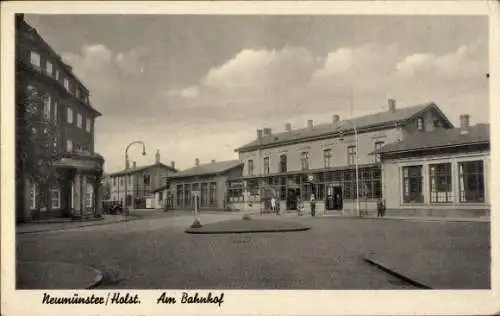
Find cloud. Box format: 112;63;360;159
62;44;147;94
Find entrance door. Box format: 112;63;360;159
333;186;343;210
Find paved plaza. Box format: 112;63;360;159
16;212;490;289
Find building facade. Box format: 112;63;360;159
379;116;490;217
153;159;243;210
229;100;454;216
105;151;177;209
16;14;105;220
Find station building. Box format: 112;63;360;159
228;99;457;216
379;115;490;218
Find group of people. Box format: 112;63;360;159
270;194;317;217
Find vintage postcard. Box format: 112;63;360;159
1;1;499;315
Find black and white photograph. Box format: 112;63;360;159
2;1;499;315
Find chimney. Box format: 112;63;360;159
211;159;216;164
257;129;263;139
460;114;470;135
388;98;396;112
155;149;160;164
133;161;137;169
307;120;313;130
332;115;340;123
263;128;272;136
171;161;175;169
195;158;200;166
285;123;292;132
126;160;130;169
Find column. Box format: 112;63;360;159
451;160;459;206
73;174;82;217
422;163;430;205
82;175;88;217
94;177;102;216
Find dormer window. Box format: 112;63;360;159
417;117;425;131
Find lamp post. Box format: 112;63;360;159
124;141;146;215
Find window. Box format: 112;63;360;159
66;139;73;152
113;177;116;186
209;182;217;205
300;152;310;170
67;107;73;124
201;183;208;206
459;161;485;202
323;149;332;168
64;77;70;91
184;184;191;206
30;51;40;68
46;60;53;76
263;157;270;174
29;182;37;209
43;94;51;119
433;120;441;128
120;177;124;186
417;117;425;131
86;118;92;132
128;175;132;185
50;184;61;209
77;113;83;128
144;174;151;185
347;146;356;165
429;163;453;203
248;159;254;176
403;166;423;203
177;185;183;207
76;89;80;99
374;141;384;163
279;155;287;173
56;69;61;80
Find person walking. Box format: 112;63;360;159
310;194;316;217
271;197;277;215
377;199;386;218
297;198;304;216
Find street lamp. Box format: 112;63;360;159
124;141;147;215
338;121;360;218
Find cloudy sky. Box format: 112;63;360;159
25;14;489;172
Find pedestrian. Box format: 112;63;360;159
377;199;386;218
298;198;304;216
310;194;316;217
271;197;277;215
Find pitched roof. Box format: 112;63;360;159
235;102;453;152
106;162;177;177
170;160;243;179
378;123;490;155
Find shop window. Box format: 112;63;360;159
209;182;217;205
429;163;453;203
403;165;423;203
177;185;183;207
459;161;485;202
201;183;208;206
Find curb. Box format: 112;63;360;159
185;226;311;234
16;217;136;235
363;256;432;289
17;261;104;289
25;217;105;224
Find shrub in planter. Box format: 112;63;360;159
190;219;203;228
242;213;252;221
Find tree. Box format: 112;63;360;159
16;79;59;222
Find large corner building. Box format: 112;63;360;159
16;14;105;220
